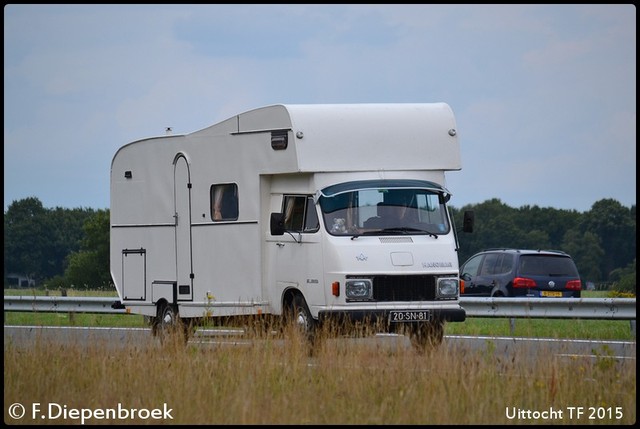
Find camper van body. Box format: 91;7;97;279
110;103;469;345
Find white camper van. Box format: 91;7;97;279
110;103;474;349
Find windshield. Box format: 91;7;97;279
318;180;451;237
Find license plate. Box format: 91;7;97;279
389;310;431;323
541;291;562;297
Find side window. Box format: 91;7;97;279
480;253;501;275
303;196;319;232
461;255;483;278
282;195;319;233
211;183;239;221
497;254;514;274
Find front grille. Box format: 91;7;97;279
372;275;436;301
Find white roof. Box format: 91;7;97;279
197;102;461;173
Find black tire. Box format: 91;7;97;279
408;321;444;353
152;301;187;344
287;294;318;349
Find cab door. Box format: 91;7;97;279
268;195;324;313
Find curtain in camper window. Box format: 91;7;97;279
210;183;239;221
284;196;296;228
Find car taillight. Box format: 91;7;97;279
566;280;582;290
513;277;536;288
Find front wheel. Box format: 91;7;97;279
284;294;320;356
290;294;316;341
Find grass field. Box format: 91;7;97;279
4;289;636;425
4;324;636;425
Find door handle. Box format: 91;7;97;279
276;242;285;247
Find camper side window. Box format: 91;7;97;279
282;195;319;233
210;183;239;221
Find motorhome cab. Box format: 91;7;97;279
110;103;474;350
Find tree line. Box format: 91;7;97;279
4;196;636;294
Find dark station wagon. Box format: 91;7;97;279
460;248;582;298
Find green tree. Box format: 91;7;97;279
579;199;635;280
562;229;604;281
64;209;111;289
517;205;580;249
453;198;518;263
4;197;53;282
609;258;636;295
48;207;96;276
4;197;95;284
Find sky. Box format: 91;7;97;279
4;4;636;213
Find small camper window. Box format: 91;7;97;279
282;195;319;233
210;183;239;221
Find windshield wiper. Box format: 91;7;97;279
351;227;437;240
382;227;438;238
350;230;381;240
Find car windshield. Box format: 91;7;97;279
518;255;579;277
318;180;451;236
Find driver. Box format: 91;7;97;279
364;192;410;229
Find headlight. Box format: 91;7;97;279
436;277;459;298
346;279;373;301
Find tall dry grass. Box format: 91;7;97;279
4;323;636;425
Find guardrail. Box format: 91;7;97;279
461;297;636;336
460;297;636;320
4;296;125;314
4;295;637;335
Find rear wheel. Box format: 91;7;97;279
152;301;188;344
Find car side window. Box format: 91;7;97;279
480;253;501;275
461;254;483;277
496;254;514;274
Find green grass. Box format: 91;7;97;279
4;311;146;328
446;318;634;340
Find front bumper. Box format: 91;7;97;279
317;307;466;324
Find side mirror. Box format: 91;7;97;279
462;210;474;233
270;212;285;236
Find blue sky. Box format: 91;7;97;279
4;4;636;212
